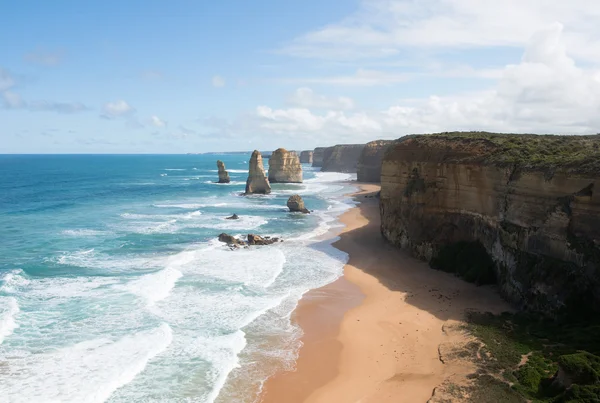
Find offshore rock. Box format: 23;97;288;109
321;144;365;173
216;160;231;184
379;132;600;317
218;233;245;246
287;195;310;214
312;147;327;167
245;150;271;194
225;214;239;220
300;150;313;164
247;234;281;245
268;148;303;183
357;140;396;183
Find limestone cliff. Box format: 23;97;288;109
312;147;326;167
300;150;313;164
245;150;271;194
380;132;600;317
268;148;303;183
321;144;365;173
357;140;396;182
216;160;230;183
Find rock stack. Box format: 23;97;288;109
245;150;271;194
216;160;230;183
300;150;313;164
287;195;310;214
268;148;303;183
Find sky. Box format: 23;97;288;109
2;0;600;153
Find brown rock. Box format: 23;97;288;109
321;144;365;173
300;150;313;164
216;160;230;183
357;140;396;183
245;150;271;194
287;195;310;214
379;132;600;316
312;147;326;167
247;234;280;245
225;214;239;220
268;148;303;183
218;233;245;246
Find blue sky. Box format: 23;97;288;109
2;0;600;153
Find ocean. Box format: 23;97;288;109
0;154;356;403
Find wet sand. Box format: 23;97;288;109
259;184;510;403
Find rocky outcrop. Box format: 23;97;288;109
321;144;365;173
380;133;600;317
357;140;396;182
287;195;310;214
312;147;327;167
218;233;245;246
245;150;271;194
300;150;313;164
268;148;303;183
248;234;281;245
225;214;239;220
216;160;230;183
218;233;281;246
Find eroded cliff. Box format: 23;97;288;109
268;148;303;183
300;150;313;164
357;140;396;182
380;132;600;317
312;147;326;167
321;144;365;173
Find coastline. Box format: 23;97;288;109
259;184;511;403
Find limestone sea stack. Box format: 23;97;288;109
245;150;271;194
216;160;230;183
268;148;303;183
300;150;313;164
312;147;326;167
379;132;600;317
321;144;365;173
287;195;310;214
357;140;396;183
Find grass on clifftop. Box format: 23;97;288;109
403;131;600;175
463;311;600;403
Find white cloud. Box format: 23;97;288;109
211;75;225;88
24;49;65;66
150;115;166;127
101;100;135;119
0;68;15;91
287;88;355;109
219;24;600;144
2;90;88;113
282;0;600;63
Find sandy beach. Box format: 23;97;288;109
260;184;511;403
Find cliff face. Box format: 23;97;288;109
380;133;600;317
245;150;271;194
300;150;313;164
268;148;303;183
312;147;326;167
357;140;395;182
216;160;230;183
321;144;365;173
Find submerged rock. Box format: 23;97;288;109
225;214;239;220
287;195;310;214
216;160;230;183
247;234;281;245
300;150;313;164
245;150;271;194
268;148;303;183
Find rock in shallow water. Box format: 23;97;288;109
245;150;271;195
225;214;239;220
287;195;310;214
216;160;230;184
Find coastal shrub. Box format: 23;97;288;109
557;352;600;385
430;241;496;285
553;384;600;402
515;364;543;393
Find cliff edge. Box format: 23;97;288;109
380;132;600;317
357;140;396;182
321;144;365;173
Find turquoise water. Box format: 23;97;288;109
0;154;356;402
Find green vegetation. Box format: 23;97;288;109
408;131;600;175
464;312;600;402
430;241;497;285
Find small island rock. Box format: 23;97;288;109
287;195;310;214
217;160;230;184
245;150;271;194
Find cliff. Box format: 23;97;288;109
216;160;230;183
380;132;600;317
300;150;313;164
312;147;326;167
321;144;365;173
357;140;396;182
268;148;303;183
245;150;271;194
